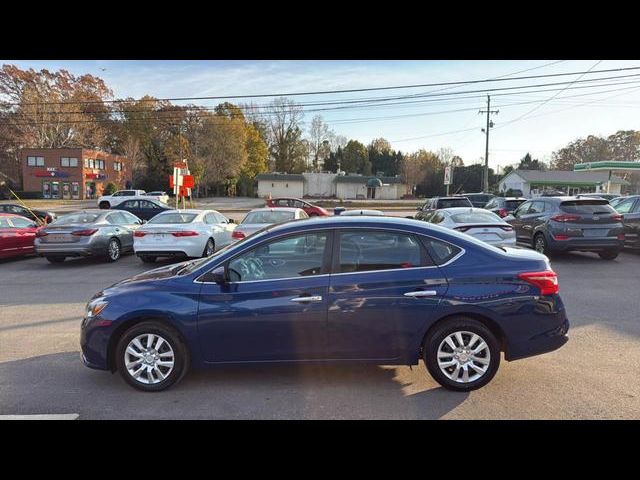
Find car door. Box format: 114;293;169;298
107;211;136;250
214;212;235;246
0;217;20;256
327;229;448;361
510;201;531;242
615;197;640;247
7;216;38;253
196;230;331;362
137;200;158;220
120;200;141;218
520;201;547;243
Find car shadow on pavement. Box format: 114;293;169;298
0;352;468;420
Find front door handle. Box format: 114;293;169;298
404;290;438;298
290;295;323;303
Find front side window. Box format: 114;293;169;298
613;198;636;214
337;230;426;273
8;216;35;228
123;200;139;208
515;201;531;216
228;232;328;282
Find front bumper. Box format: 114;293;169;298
80;316;113;370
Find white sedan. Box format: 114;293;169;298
421;207;516;247
133;209;236;263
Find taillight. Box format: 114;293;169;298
171;231;199;237
518;271;559;296
134;231;147;237
72;229;98;236
498;208;508;218
612;214;624;221
618;233;625;241
500;226;513;231
553;234;570;240
232;230;246;239
551;214;580;222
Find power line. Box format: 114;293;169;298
2;65;640;107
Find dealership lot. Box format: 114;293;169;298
1;247;639;419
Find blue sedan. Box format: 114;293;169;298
81;216;569;392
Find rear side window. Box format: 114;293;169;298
337;230;429;273
560;200;615;215
422;237;462;265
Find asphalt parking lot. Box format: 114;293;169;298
1;246;639;420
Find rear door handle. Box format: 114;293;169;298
290;295;323;303
404;290;438;298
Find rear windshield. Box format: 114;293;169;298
55;213;100;225
438;198;472;208
505;200;526;210
560;200;615;215
243;211;295;224
450;211;502;224
148;213;197;224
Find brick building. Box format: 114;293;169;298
21;148;133;200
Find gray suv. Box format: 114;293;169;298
507;197;625;259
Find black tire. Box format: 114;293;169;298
533;233;548;255
423;317;501;392
115;321;190;392
46;256;66;263
140;256;157;263
598;249;619;260
105;238;121;262
202;238;215;257
98;201;110;209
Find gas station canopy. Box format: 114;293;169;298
574;161;640;193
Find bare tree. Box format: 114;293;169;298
307;115;333;171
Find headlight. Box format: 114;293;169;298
86;299;109;318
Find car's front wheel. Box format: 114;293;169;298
423;317;500;392
115;321;190;392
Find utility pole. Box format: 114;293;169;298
479;95;499;192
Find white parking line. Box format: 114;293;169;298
0;414;79;420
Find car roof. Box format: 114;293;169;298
340;209;384;216
436;196;470;200
437;207;493;214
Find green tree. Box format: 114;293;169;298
342;140;370;174
518;152;546;170
238;124;269;196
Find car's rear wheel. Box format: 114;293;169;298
533;233;548;255
98;201;110;209
598;249;619;260
115;321;189;392
423;317;500;392
140;255;157;263
106;238;121;262
202;238;215;257
45;256;66;263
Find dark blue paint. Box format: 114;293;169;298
80;216;569;371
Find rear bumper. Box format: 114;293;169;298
547;236;623;252
506;319;569;361
35;243;105;257
136;250;190;258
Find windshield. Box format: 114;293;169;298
54;213;100;225
148;212;197;224
451;212;502;224
242;211;295;224
438;198;472;208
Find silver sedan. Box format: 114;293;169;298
35;209;143;263
420;207;516;247
232;207;308;241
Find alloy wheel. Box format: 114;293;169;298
534;235;546;254
108;239;121;260
437;330;491;383
205;239;215;257
124;333;175;385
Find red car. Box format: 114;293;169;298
0;213;40;259
265;198;329;217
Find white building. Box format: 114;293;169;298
498;169;628;197
256;172;409;200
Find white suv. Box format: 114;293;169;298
98;190;147;209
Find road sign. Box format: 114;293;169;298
444;165;452;185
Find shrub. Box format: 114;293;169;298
104;182;119;195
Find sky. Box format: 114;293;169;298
3;59;640;172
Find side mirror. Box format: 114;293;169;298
210;266;227;284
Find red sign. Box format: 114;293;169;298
169;174;194;189
34;170;70;178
